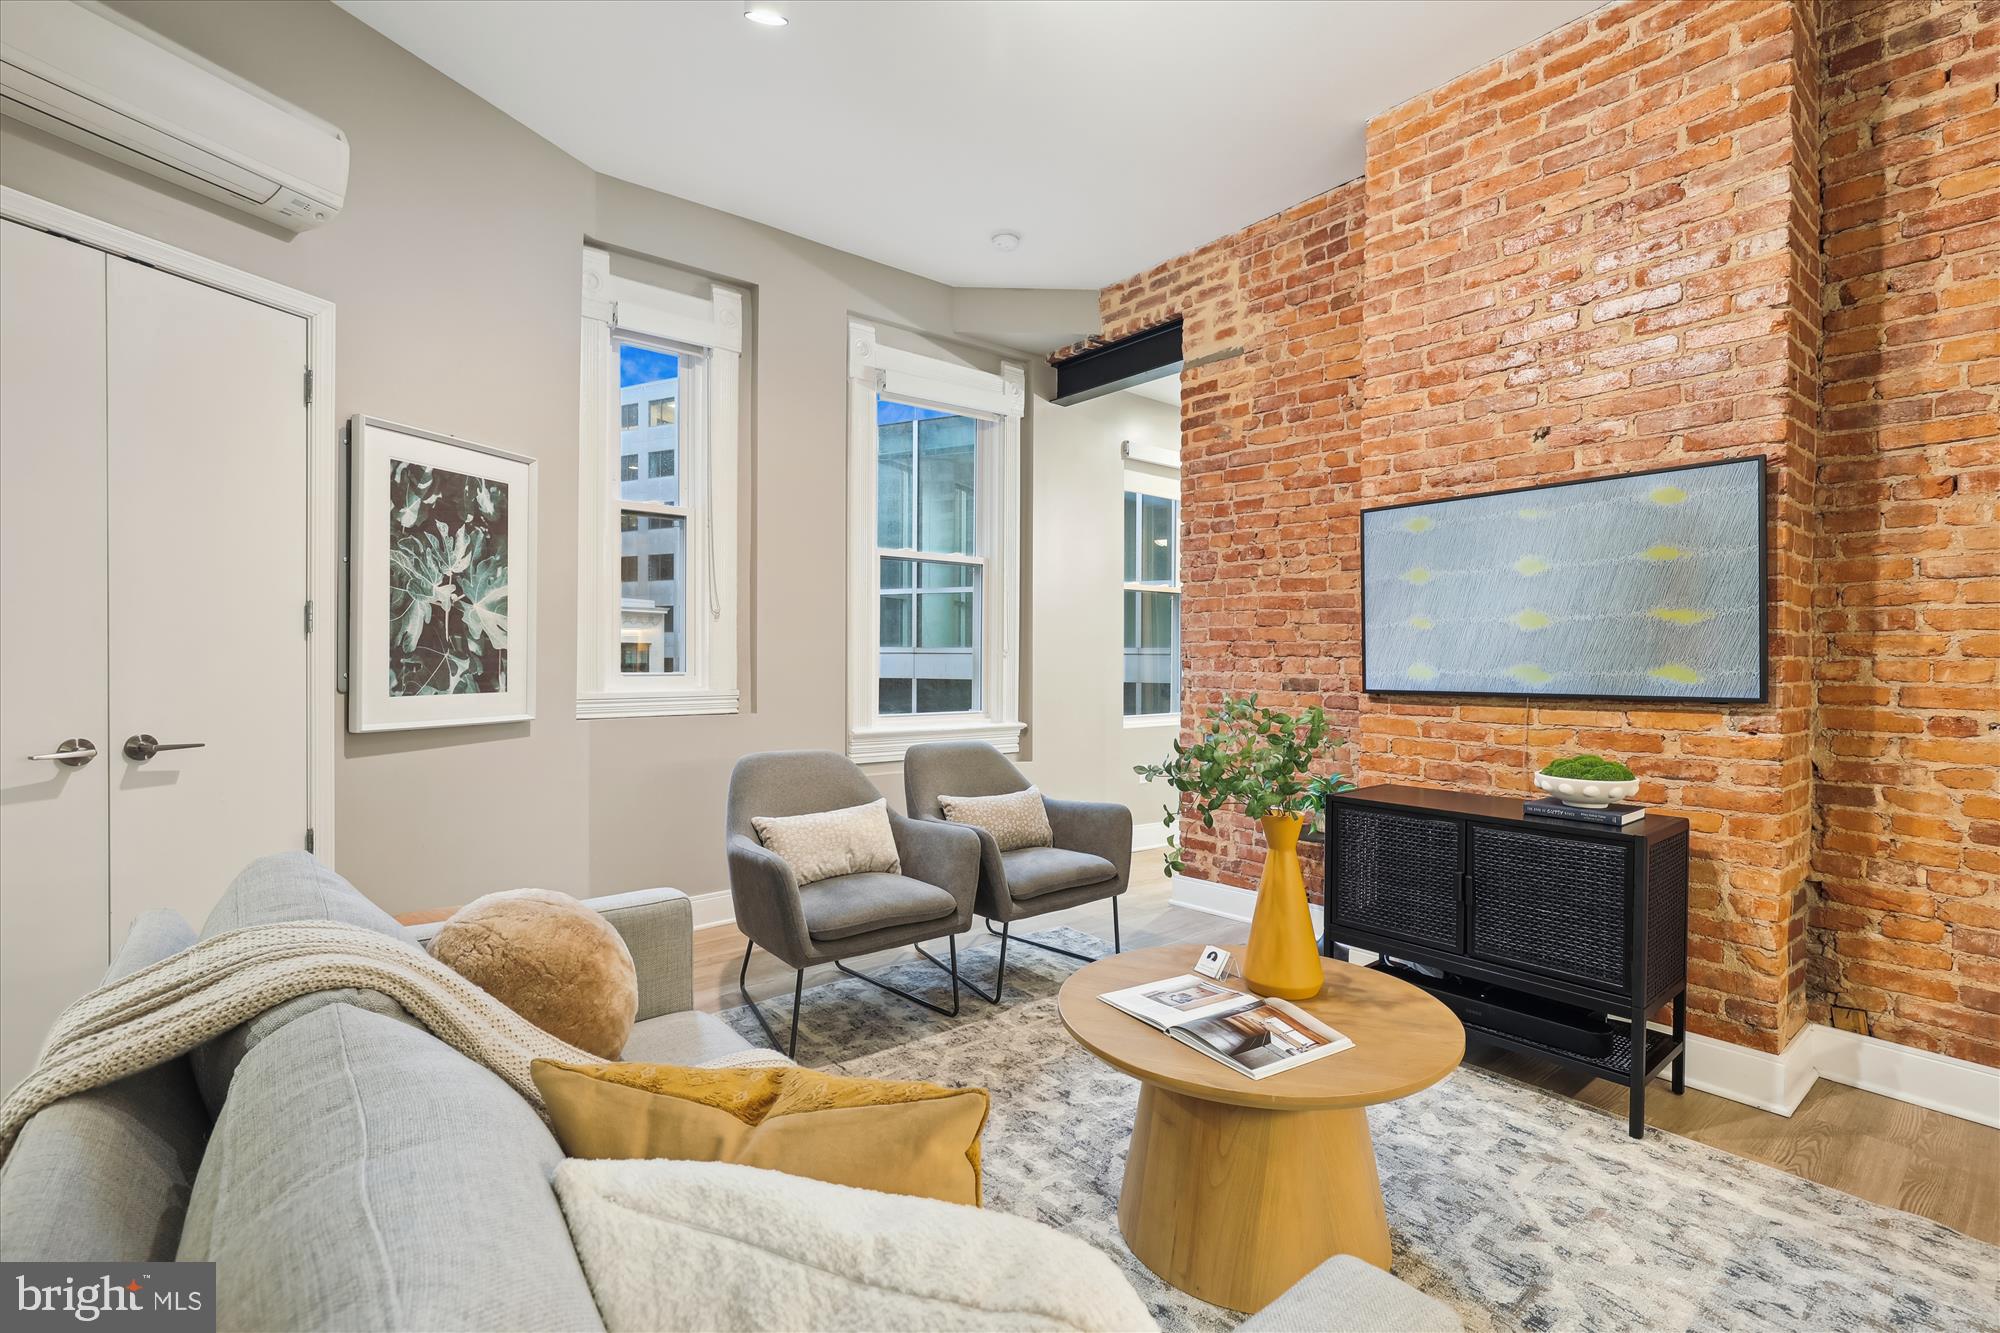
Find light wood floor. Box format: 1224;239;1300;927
693;865;2000;1245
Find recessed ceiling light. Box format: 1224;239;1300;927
990;231;1022;252
744;6;787;26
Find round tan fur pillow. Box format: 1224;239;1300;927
431;888;637;1059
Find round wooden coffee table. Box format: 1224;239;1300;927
1058;943;1464;1313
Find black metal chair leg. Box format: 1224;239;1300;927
1112;896;1121;953
983;912;1107;963
737;939;804;1059
834;934;960;1017
921;924;1007;1005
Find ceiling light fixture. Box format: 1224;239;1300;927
990;231;1022;252
743;6;787;26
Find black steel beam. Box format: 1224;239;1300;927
1052;319;1182;406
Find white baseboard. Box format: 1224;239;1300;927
1132;824;1171;854
1809;1024;1998;1128
1681;1031;1819;1116
1168;875;2000;1128
1170;873;1325;934
687;889;736;931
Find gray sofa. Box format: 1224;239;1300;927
0;852;1457;1333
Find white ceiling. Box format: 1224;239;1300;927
338;0;1603;289
1126;374;1180;408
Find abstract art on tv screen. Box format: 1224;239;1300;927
1361;457;1766;703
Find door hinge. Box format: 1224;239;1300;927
303;367;314;405
305;827;315;853
304;599;314;636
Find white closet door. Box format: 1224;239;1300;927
0;220;110;1090
107;258;309;936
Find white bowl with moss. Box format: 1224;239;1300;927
1534;773;1639;808
1534;761;1640;809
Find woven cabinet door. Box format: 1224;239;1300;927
1329;806;1462;951
1468;824;1629;990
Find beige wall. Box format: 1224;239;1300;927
0;0;1151;915
1016;387;1183;861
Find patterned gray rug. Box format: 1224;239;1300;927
721;925;2000;1333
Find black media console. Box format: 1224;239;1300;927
1319;784;1690;1138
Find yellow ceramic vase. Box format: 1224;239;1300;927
1242;813;1325;999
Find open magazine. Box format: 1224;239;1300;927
1098;974;1354;1080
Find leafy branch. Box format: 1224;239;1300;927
1133;695;1355;876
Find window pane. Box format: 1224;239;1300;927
1123;589;1179;717
916;415;977;556
617;340;681;509
1141;494;1175;583
879;557;978;716
877;421;913;549
1124;492;1138;582
619;511;686;676
880;593;912;649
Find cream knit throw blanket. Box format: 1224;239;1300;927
0;919;606;1163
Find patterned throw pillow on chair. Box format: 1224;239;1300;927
751;798;901;885
938;788;1054;851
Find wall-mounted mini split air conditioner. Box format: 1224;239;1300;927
1;0;347;231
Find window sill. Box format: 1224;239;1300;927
1123;714;1180;730
848;717;1025;765
577;688;740;720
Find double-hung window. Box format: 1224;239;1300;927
847;320;1023;762
577;249;741;716
1123;472;1180;721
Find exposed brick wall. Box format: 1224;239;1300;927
1095;0;1995;1066
1809;0;1999;1066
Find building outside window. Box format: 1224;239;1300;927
1123;488;1180;718
876;400;980;716
616;347;686;679
579;248;742;718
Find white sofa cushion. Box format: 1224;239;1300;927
553;1157;1157;1332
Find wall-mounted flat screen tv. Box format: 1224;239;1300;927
1361;457;1767;704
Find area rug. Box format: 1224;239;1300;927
721;926;2000;1332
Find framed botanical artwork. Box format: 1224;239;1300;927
347;416;535;731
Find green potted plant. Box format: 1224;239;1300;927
1135;695;1355;998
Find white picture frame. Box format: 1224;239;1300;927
347;415;536;732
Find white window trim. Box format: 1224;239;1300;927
847;320;1024;763
1122;463;1182;727
577;248;741;718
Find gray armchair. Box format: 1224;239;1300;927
904;741;1132;1003
726;750;981;1057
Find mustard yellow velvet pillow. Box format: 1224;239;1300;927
531;1061;989;1206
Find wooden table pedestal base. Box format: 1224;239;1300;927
1116;1083;1391;1314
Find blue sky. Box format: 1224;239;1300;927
620;344;678;387
877;399;951;424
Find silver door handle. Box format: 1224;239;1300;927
123;734;205;762
27;739;97;767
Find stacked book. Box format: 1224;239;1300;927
1523;797;1646;828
